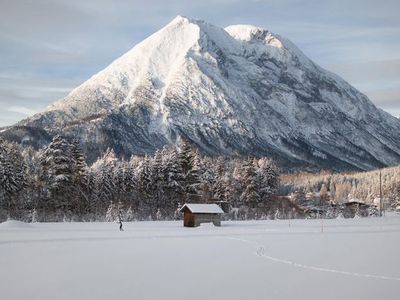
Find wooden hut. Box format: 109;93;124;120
180;203;224;227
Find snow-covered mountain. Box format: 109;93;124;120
3;16;400;170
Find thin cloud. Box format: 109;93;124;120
6;106;37;116
325;59;400;84
366;88;400;107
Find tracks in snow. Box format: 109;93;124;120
2;226;400;282
222;236;400;282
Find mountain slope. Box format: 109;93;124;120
3;16;400;171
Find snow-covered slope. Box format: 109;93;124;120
4;16;400;170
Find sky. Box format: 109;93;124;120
0;0;399;126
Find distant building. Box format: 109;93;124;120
180;203;224;227
343;201;371;218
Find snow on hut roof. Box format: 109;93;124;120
180;203;224;214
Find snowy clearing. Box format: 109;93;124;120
1;215;400;300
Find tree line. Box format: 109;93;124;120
0;136;279;222
280;167;400;209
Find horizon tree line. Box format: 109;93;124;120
0;136;280;222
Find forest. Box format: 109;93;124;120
280;167;400;210
0;136;280;222
2;135;399;223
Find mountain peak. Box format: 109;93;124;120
4;17;400;171
169;15;194;25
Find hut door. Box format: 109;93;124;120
188;214;195;227
184;212;195;227
185;213;195;227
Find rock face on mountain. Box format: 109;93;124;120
2;16;400;171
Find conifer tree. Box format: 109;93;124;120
240;158;260;216
70;140;88;216
0;139;26;217
40;135;76;217
213;157;228;202
161;146;183;216
177;139;200;202
125;206;135;221
257;158;278;203
91;148;117;218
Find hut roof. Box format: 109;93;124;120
344;201;370;207
180;203;224;214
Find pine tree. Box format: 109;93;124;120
117;201;124;221
21;146;42;218
40;135;75;218
240;158;260;217
152;149;166;217
213;157;227;202
91;148;117;219
196;156;215;203
124;157;137;201
161;146;183;217
70;140;88;216
156;208;163;220
113;161;127;208
31;208;38;223
105;201;117;222
125;206;135;221
0;139;27;218
257;158;278;207
177;139;200;203
136;155;154;218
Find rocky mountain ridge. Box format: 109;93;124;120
2;16;400;171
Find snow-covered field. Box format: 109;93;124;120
1;215;400;300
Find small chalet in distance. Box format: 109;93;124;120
180;203;224;227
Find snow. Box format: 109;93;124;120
180;203;224;214
21;135;31;142
0;220;33;229
12;16;400;170
1;215;400;300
